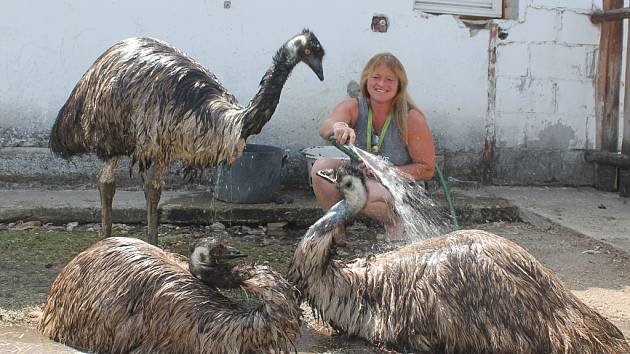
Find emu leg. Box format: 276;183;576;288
143;164;167;245
98;157;119;238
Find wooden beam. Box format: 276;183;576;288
620;24;630;197
591;7;630;23
585;150;630;168
595;0;623;192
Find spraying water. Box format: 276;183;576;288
350;144;451;241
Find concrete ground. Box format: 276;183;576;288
458;186;630;254
0;184;628;254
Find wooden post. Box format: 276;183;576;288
482;23;498;184
595;0;623;192
621;24;630;197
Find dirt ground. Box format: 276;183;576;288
0;220;628;353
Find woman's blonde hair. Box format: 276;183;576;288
359;52;418;145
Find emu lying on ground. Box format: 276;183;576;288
49;30;325;244
39;237;302;354
288;165;630;354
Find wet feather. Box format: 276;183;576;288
288;165;630;353
39;237;302;354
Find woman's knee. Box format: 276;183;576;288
366;180;393;204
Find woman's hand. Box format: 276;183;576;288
320;99;359;144
332;121;356;145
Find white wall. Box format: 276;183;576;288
0;0;601;156
495;0;601;150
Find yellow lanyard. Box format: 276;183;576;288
367;109;392;154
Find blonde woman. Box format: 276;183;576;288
312;53;435;246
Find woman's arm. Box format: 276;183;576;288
397;109;435;180
319;99;359;144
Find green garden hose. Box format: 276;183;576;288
328;137;361;161
328;136;459;229
434;164;459;230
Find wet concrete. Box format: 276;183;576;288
0;325;79;354
0;323;379;354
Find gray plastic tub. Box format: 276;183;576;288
214;144;285;203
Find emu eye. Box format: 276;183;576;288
304;48;311;56
211;245;225;257
345;181;352;189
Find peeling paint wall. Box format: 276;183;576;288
0;0;604;185
0;0;488;152
494;1;601;151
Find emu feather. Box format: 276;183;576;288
39;237;302;354
49;30;325;244
288;165;630;353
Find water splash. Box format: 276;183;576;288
350;145;450;241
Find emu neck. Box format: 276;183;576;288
241;52;296;139
288;201;376;338
288;200;350;287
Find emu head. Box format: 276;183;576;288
317;164;368;221
188;237;247;288
286;29;325;81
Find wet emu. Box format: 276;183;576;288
49;30;325;244
288;165;630;354
39;237;302;354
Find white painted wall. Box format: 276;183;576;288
495;0;601;150
0;0;602;156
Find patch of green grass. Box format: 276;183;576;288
0;229;295;272
157;234;192;256
0;229;102;310
0;229;100;266
98;230;194;256
228;239;296;274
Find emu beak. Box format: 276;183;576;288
316;168;337;184
315;66;325;81
305;57;324;81
223;245;248;259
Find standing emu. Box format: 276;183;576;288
39;237;302;354
49;30;325;244
288;165;630;354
